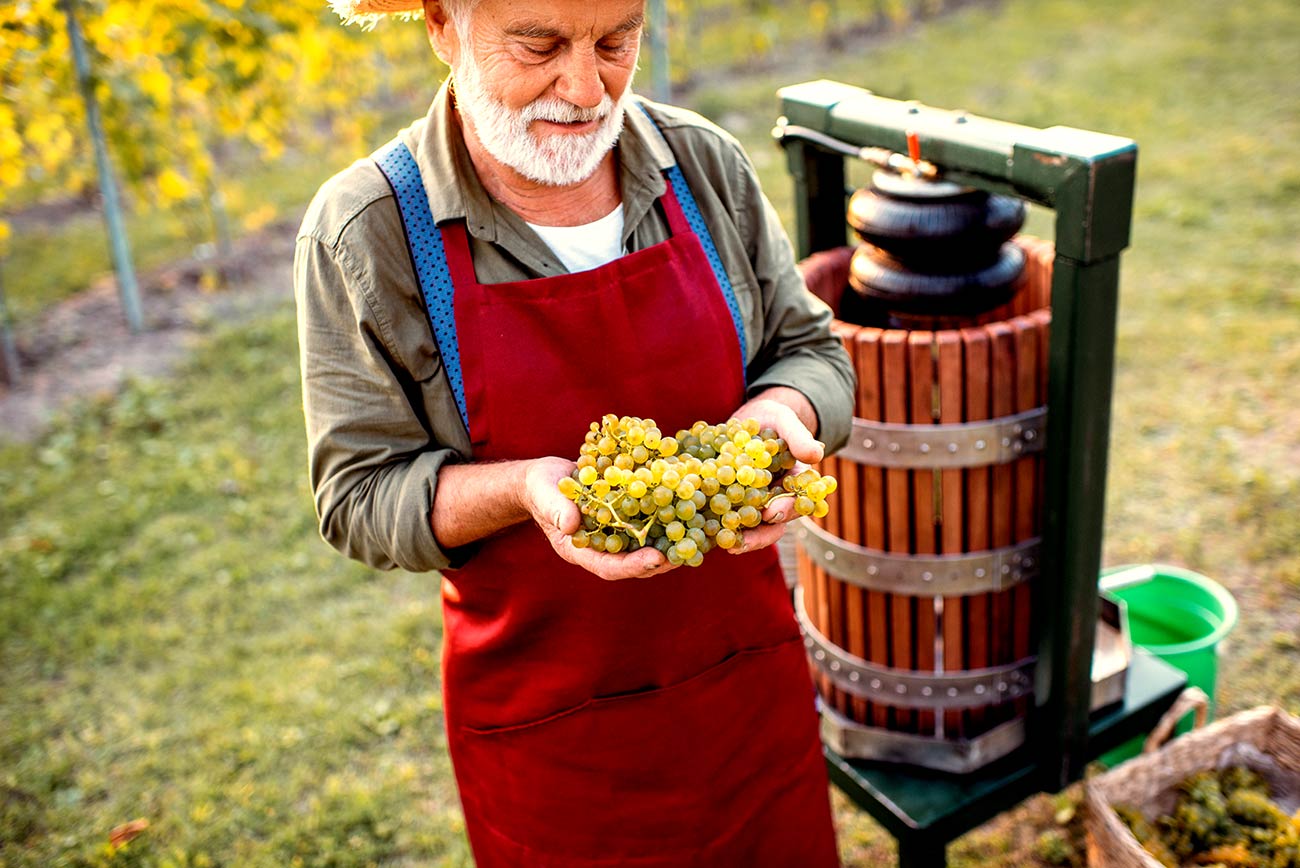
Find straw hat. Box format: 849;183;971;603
330;0;425;28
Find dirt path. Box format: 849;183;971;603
0;225;296;443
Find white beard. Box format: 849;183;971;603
451;55;629;187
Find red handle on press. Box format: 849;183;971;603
906;130;922;166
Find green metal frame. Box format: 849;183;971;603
776;80;1164;865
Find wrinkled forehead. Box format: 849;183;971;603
460;0;646;41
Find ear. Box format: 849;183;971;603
423;0;460;66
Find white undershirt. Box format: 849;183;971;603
525;204;626;274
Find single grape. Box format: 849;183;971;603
675;500;697;521
738;505;761;528
813;499;830;518
675;538;698;560
628;479;648;499
558;477;580;499
656;504;677;524
721;510;741;530
716;528;738;549
794;495;815;516
665;520;686;541
578;465;598;486
571;530;590;549
605;533;625;554
589;531;608;552
653;485;674;507
686;551;704;568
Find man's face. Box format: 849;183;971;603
441;0;645;186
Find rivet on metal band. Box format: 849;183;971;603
838;406;1047;469
795;519;1039;596
795;587;1036;710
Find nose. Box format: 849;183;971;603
554;46;604;109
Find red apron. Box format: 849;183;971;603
381;137;838;867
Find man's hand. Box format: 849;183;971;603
726;386;823;556
523;457;674;581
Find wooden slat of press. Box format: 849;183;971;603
1012;315;1044;720
988;321;1017;727
823;477;849;717
818;444;846;717
835;320;869;724
961;327;992;733
802;515;830;703
936;330;966;740
908;332;938;736
882;330;914;732
856;327;890;729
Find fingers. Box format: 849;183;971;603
541;522;674;581
732;398;824;465
760;496;797;525
725;521;786;556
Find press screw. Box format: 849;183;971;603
864;438;875;449
849;671;861;682
947;443;958;453
975;440;987;450
889;442;901;453
919;443;931;454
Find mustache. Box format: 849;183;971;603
520;95;612;125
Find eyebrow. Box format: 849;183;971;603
505;13;645;41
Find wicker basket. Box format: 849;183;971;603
1084;693;1300;867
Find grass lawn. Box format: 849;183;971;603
3;0;1298;865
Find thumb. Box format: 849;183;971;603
527;461;582;535
784;424;825;465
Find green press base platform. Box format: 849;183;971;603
825;650;1187;867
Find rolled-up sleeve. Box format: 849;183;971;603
294;229;461;573
731;145;855;453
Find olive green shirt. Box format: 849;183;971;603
294;83;854;573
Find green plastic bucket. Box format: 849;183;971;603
1098;564;1238;766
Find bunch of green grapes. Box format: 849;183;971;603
556;414;837;567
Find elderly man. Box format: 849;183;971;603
295;0;853;864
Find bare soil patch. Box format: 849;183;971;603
0;223;297;443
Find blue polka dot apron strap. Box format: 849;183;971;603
634;103;749;378
373;139;471;437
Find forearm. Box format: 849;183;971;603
430;460;537;551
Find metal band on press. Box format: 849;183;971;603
838;406;1046;469
795;520;1039;595
795;588;1035;710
